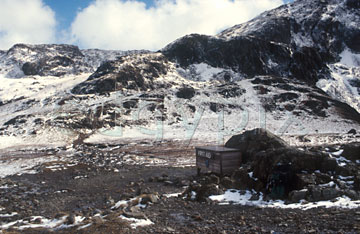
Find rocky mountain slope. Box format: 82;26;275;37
0;0;359;150
0;44;147;78
162;0;360;112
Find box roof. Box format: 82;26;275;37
195;146;241;152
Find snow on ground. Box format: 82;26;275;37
119;215;154;229
0;74;88;150
0;215;85;231
176;63;241;82
0;136;23;150
210;190;360;210
340;48;360;67
0;73;89;103
0;155;64;178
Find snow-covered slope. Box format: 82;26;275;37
218;0;360;54
0;44;147;78
162;0;360;115
0;0;359;151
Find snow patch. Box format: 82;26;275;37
0;156;59;178
210;189;360;210
340;48;360;67
119;215;153;229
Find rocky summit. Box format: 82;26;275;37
0;0;360;233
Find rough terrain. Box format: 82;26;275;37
0;136;359;233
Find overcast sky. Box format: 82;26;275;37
0;0;294;50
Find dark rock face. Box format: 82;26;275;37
289;47;329;84
163;34;292;79
163;33;329;85
1;44;146;78
22;62;38;76
163;0;360;85
342;143;360;162
217;84;246;98
72;53;170;94
176;87;195;99
122;100;138;109
22;56;76;76
6;44;87;77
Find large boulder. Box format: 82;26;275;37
225;128;288;163
224;128;358;200
342;142;360;162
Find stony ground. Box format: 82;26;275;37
0;140;360;233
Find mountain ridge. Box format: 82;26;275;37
0;0;359;150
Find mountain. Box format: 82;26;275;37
0;0;359;150
161;0;360;111
0;43;147;78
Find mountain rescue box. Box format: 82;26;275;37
195;146;242;175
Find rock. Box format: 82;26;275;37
209;174;220;185
176;86;195;99
191;214;203;221
106;196;115;206
180;180;190;187
355;175;360;191
65;214;75;225
348;129;357;135
308;186;322;202
249;194;260;201
231;167;255;190
295;173;317;189
155;176;165;182
266;162;295;199
314;172;332;185
72;53;170;94
140;193;159;204
92;216;104;224
129;206;141;213
289;189;307;203
164;180;174;186
220;177;234;189
196;183;223;201
320;158;338;172
322;188;341;200
344;190;360;200
166;227;176;232
122;100;137;109
342;143;360;162
54;212;68;219
32;217;42;224
225;128;288;163
123;211;147;219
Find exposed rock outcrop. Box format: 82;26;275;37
225;128;360;201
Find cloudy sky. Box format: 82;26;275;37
0;0;293;50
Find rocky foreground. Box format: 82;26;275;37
0;130;360;233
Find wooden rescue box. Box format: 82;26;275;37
195;146;242;175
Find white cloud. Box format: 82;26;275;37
70;0;284;50
0;0;56;50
